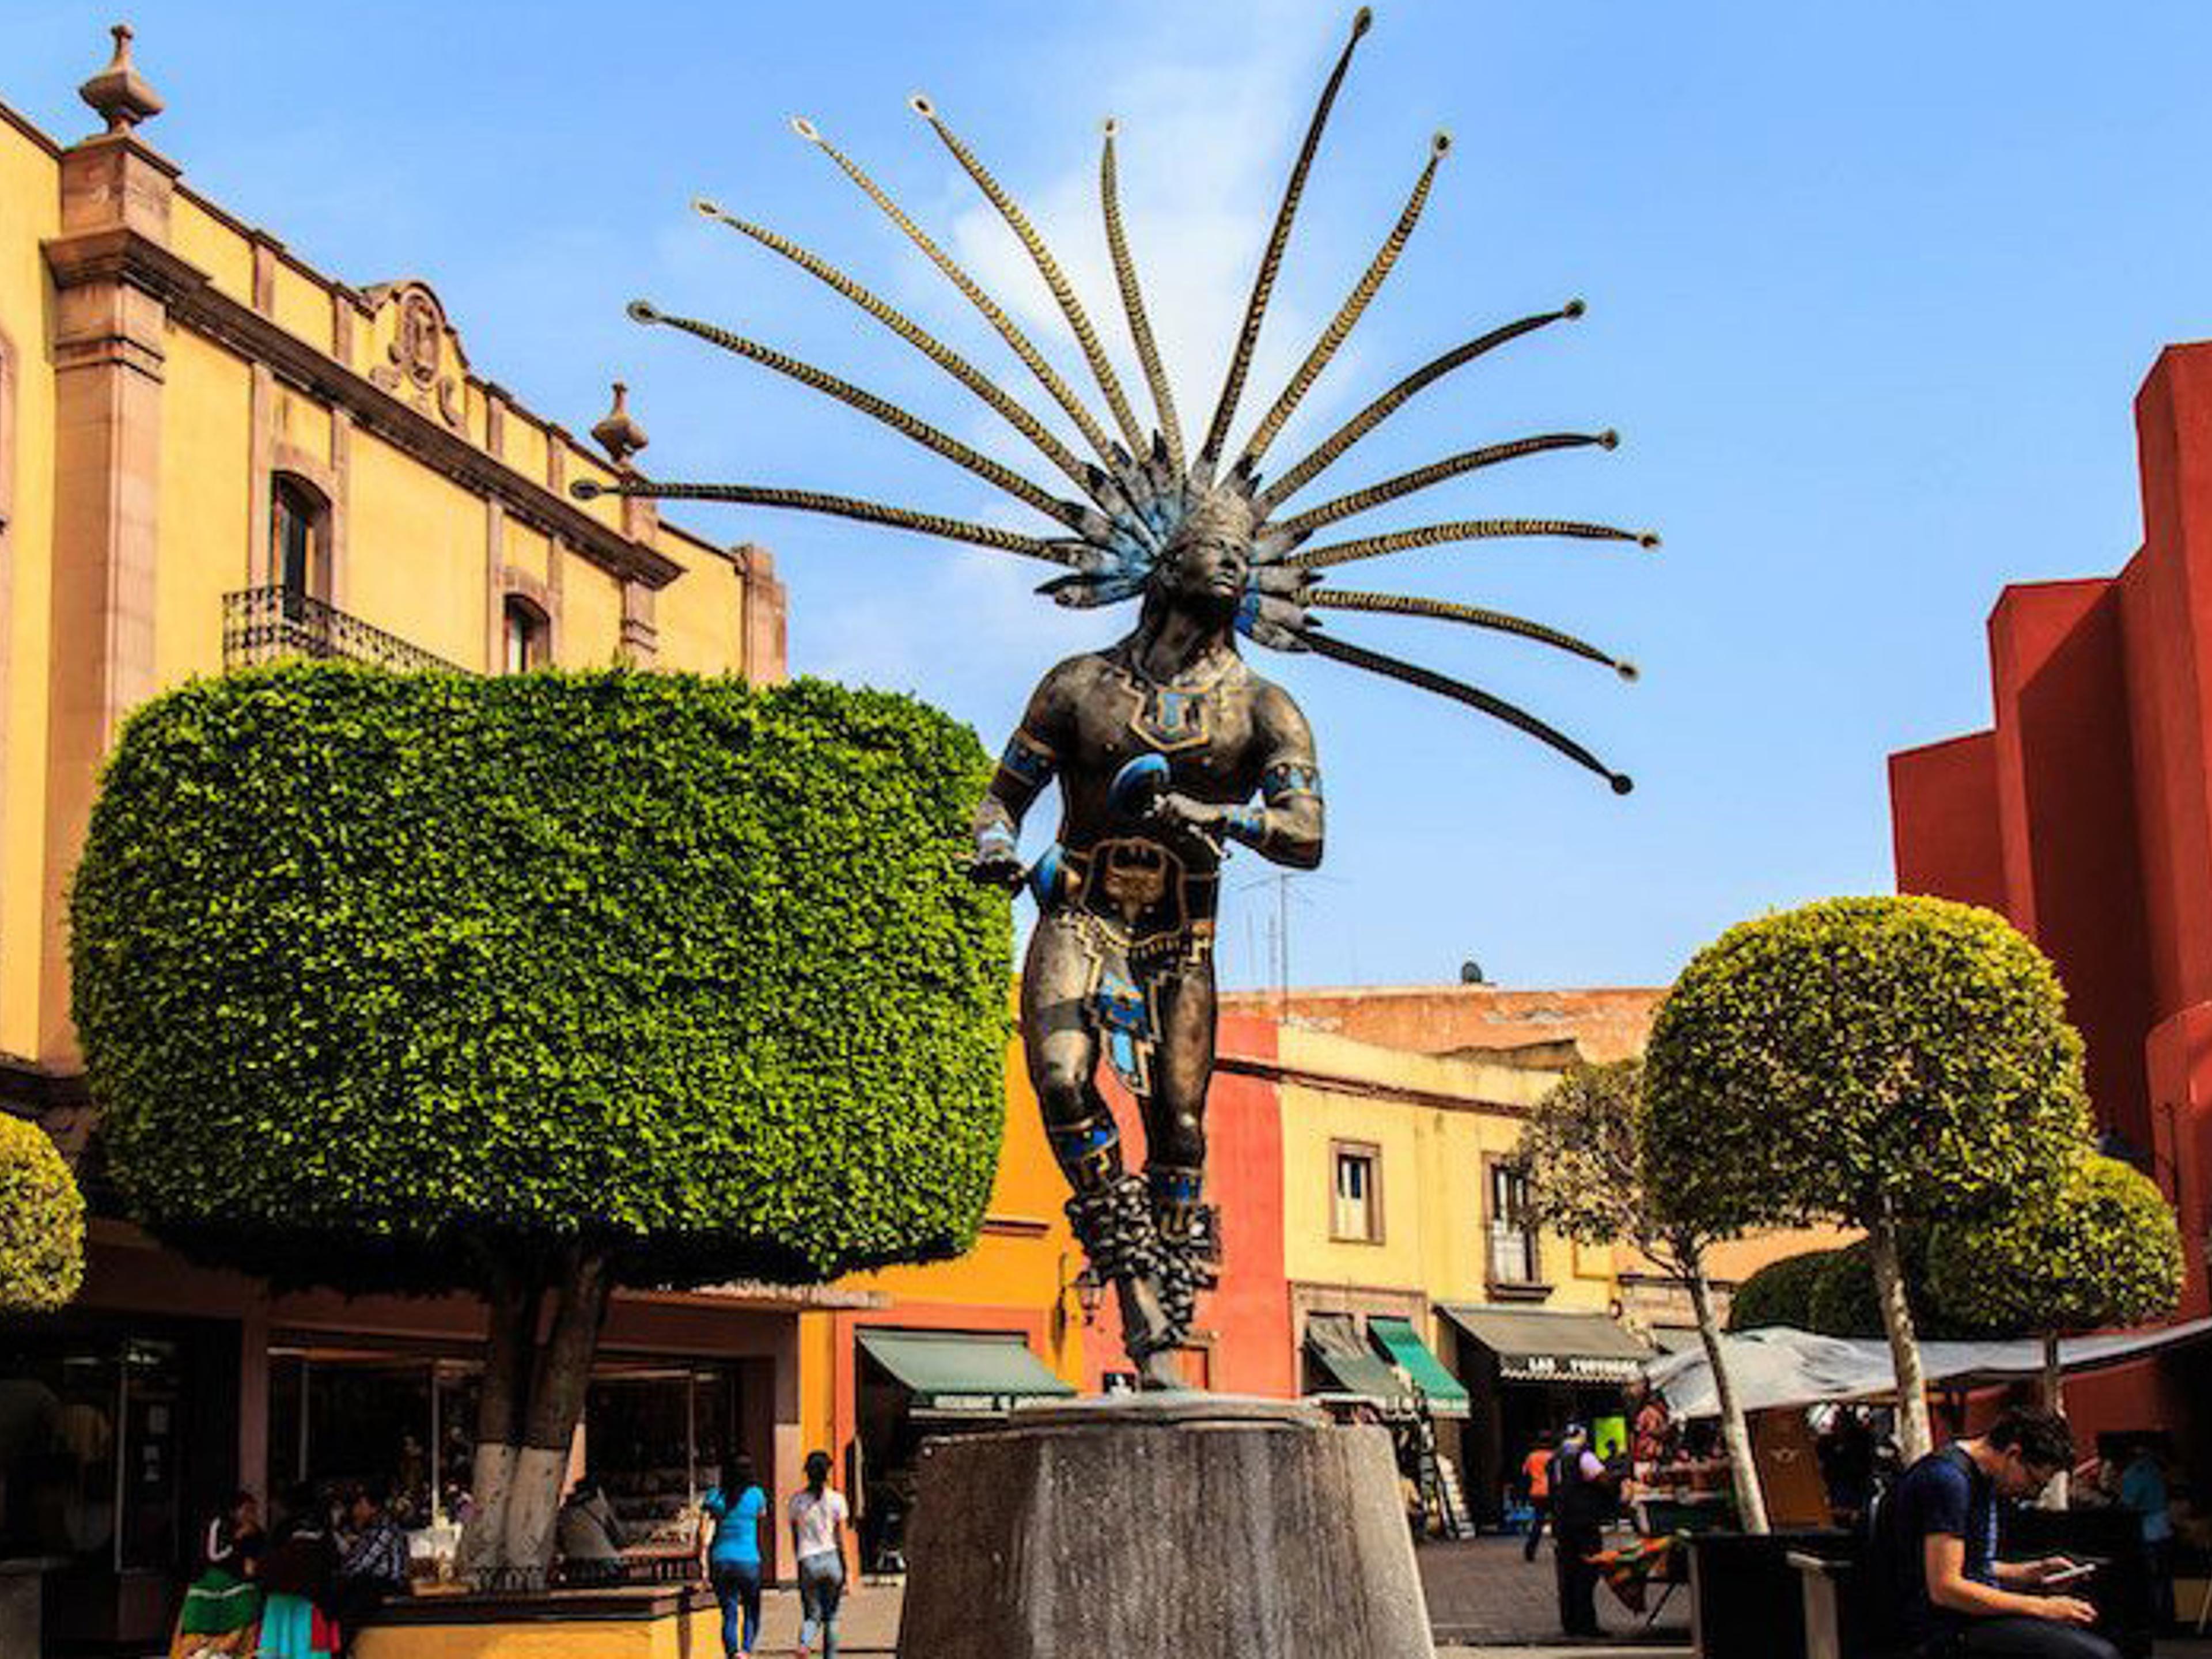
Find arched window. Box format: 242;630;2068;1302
502;595;548;673
270;474;331;613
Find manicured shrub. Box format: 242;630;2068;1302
0;1116;84;1313
1647;896;2096;1458
73;664;1012;1287
1725;1248;1838;1333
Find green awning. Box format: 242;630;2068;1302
1366;1315;1471;1416
1304;1313;1410;1406
857;1330;1075;1416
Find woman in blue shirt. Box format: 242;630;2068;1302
699;1454;769;1658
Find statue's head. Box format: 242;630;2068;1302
1149;489;1257;624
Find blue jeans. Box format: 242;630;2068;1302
797;1550;844;1656
710;1560;762;1656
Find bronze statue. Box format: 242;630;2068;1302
579;7;1652;1384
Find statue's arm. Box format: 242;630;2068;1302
1230;685;1324;870
1148;683;1324;870
971;666;1075;886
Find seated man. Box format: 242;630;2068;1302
1889;1407;2116;1658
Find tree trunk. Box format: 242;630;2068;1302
456;1255;542;1581
1685;1257;1771;1534
2038;1330;2069;1510
505;1248;613;1577
1867;1217;1932;1464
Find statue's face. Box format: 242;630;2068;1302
1160;529;1250;607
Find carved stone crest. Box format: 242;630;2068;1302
363;279;470;434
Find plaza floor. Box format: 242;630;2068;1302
729;1536;2212;1654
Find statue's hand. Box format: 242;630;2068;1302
1146;792;1227;854
968;843;1027;891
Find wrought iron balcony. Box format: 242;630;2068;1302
223;586;464;674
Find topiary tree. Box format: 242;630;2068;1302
1517;1060;1770;1532
1927;1153;2181;1433
1646;896;2094;1463
71;664;1012;1578
0;1115;85;1313
1725;1248;1839;1334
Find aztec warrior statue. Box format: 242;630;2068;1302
580;8;1653;1385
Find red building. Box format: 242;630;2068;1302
1890;340;2212;1469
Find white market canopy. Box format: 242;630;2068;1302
1648;1319;2212;1419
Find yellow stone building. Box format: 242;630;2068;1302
0;32;805;1642
1263;1024;1645;1525
0;28;785;1076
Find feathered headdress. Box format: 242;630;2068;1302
574;8;1654;790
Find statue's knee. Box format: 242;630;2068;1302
1035;1070;1091;1125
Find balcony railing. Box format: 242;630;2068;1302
224;586;464;675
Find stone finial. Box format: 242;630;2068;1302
591;381;650;468
79;24;164;135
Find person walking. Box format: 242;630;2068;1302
1548;1423;1610;1638
700;1453;769;1658
1520;1431;1554;1562
789;1450;854;1659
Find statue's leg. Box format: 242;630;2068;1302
1020;912;1120;1191
1138;954;1218;1369
1021;914;1172;1375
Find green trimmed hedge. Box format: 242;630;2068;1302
0;1116;85;1312
1647;897;2093;1238
1927;1154;2182;1337
1726;1248;1838;1332
71;665;1012;1290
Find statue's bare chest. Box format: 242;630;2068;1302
1066;660;1259;798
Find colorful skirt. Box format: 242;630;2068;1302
257;1593;340;1659
169;1566;261;1658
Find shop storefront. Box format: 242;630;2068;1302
1439;1302;1650;1527
850;1328;1073;1572
0;1311;240;1649
264;1341;754;1550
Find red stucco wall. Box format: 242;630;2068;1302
1082;1012;1294;1397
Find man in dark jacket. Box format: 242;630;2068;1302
1549;1422;1611;1638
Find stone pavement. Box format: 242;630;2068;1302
745;1544;2212;1654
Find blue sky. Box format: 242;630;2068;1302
12;2;2212;992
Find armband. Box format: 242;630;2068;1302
1262;762;1321;804
1223;805;1269;849
997;731;1057;789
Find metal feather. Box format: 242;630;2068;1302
1295;627;1632;790
1276;431;1614;537
570;478;1081;565
1306;589;1637;677
1100;120;1184;472
789;115;1122;465
691;199;1090;490
1199;6;1373;472
1255;302;1585;512
1291;515;1660;571
1236;131;1450;471
914;94;1149;457
626;301;1082;531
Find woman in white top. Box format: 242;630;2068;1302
788;1450;853;1659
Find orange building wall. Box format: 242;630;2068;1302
1222;984;1664;1064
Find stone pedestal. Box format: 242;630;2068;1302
896;1394;1435;1658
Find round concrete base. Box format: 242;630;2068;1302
896;1393;1435;1657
